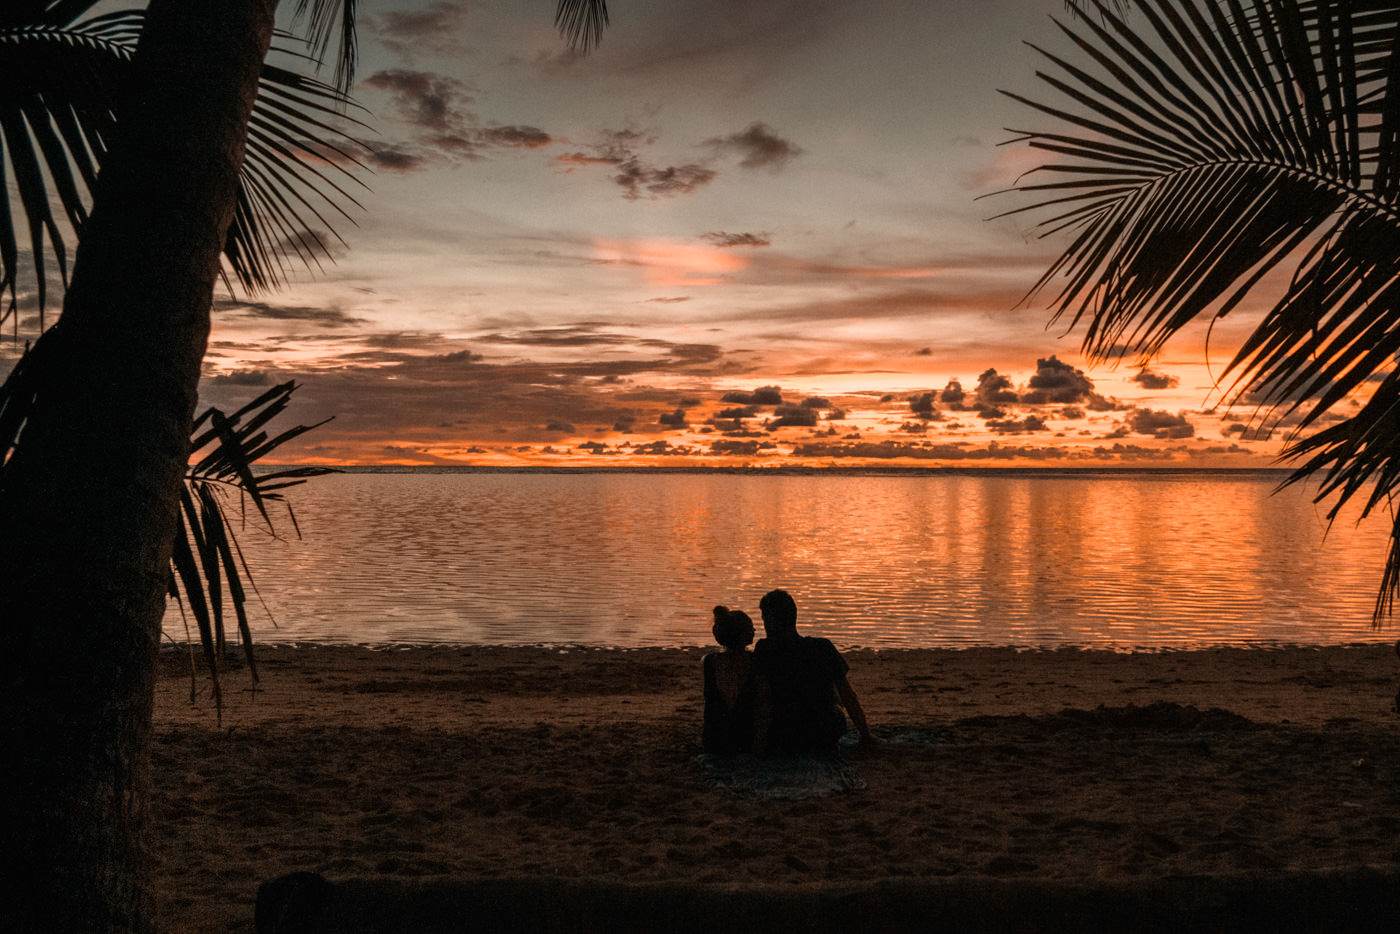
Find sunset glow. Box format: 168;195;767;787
1;1;1343;469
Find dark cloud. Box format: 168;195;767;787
366;144;427;172
789;440;1077;462
1133;367;1180;390
477;125;553;149
705;122;803;170
1127;408;1195;439
715;406;757;419
365;1;472;57
215;299;364;328
659;408;688;427
364;69;472;131
362;70;559;166
721;385;783;406
986;415;1049;434
801;396;832;409
646;296;691;304
1021;357;1090;404
974;368;1019;407
208;369;274;387
709;439;774;457
916;347;933;356
554;129;716;200
701;231;771;248
629;440;697;457
940;379;966;409
767;404;819;428
614;161;715;200
544;421;575;433
909;392;939;420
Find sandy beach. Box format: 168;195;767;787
150;643;1400;931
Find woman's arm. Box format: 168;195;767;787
836;675;874;745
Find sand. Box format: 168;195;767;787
149;642;1400;932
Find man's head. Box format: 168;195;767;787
759;588;798;638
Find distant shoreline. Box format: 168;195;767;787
257;464;1297;478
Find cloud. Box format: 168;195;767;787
658;408;689;427
362;70;559;166
720;385;784;405
986;415;1049;434
974;368;1019;407
1020;356;1113;407
614;161;716;200
208;369;275;387
767;404;819;428
1127;408;1195;439
705;122;803;170
364;69;472;131
940;379;967;408
709;439;774;457
701;231;771;248
909;391;940;420
554;129;717;200
365;144;426;172
215;299;364;328
364;2;473;58
1133;367;1180;390
477;125;553;149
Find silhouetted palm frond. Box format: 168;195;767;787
1000;0;1400;623
556;0;610;53
0;338;334;717
173;381;336;717
0;1;368;324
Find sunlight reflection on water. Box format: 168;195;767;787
163;471;1395;649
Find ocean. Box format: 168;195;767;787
165;468;1396;650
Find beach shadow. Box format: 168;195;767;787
698;750;865;800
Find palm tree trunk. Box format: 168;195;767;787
0;1;276;930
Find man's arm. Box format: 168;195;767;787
836;675;874;745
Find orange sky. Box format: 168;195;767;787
2;1;1354;469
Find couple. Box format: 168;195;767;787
703;589;873;757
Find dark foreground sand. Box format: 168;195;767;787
150;643;1400;932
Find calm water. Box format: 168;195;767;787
164;470;1397;649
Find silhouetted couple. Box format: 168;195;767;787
703;589;873;757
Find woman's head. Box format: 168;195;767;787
712;605;754;650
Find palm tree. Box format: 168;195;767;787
0;2;609;931
1000;0;1400;622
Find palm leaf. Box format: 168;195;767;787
1001;0;1400;623
0;337;336;720
175;381;336;719
555;0;610;53
0;3;369;324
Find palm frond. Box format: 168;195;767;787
0;9;138;326
176;381;336;719
555;0;610;53
289;0;358;92
0;338;335;719
1002;0;1400;623
0;4;369;320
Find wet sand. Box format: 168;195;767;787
150;643;1400;931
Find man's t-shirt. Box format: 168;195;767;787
753;635;848;753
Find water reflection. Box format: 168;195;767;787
165;471;1393;649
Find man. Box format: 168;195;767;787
752;589;874;755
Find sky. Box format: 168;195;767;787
6;0;1326;467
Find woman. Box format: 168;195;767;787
702;605;757;755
